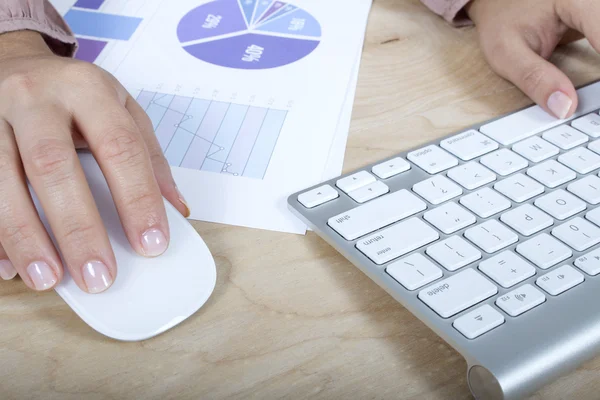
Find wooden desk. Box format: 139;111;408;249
3;1;600;399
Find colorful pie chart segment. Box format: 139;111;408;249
177;0;321;70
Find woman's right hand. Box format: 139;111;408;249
0;30;189;293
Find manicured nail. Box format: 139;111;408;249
0;260;17;280
82;261;113;294
26;261;57;290
176;187;191;218
547;91;572;119
141;228;168;257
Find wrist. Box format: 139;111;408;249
0;31;53;62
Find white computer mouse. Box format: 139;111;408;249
29;152;217;342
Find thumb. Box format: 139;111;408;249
484;33;577;119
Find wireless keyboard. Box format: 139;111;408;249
288;80;600;400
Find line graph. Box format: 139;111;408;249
136;90;287;179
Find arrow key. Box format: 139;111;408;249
348;180;390;203
298;184;339;208
453;304;505;339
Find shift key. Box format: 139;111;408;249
328;189;427;240
419;269;498;318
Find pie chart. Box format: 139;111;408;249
177;0;321;69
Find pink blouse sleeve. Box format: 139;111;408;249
0;0;77;57
420;0;473;26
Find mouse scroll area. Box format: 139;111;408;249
31;152;217;341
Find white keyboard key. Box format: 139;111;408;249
336;171;376;193
447;162;496;190
407;145;458;174
516;233;572;269
479;251;536;288
571;113;600;138
418;269;498;318
536;265;584;296
460;187;511;218
575;248;600;276
480;81;600;145
527;160;576;188
412;175;463;205
558;147;600;174
588;139;600;156
552;217;600;251
480;149;528;176
500;204;553;236
464;220;518;254
496;284;546;317
513;136;559;163
298;185;339;208
372;157;411;179
534;189;586;220
386;253;443;290
567;175;600;204
542;125;588;150
356;218;439;264
328;189;427;241
453;304;505;339
494;173;544;203
423;202;476;234
426;236;481;271
586;207;600;227
348;181;389;203
440;130;499;161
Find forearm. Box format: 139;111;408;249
0;0;76;57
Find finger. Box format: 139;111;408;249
73;93;170;257
556;0;600;52
484;31;577;119
0;244;17;281
0;119;62;290
126;95;190;217
8;107;116;294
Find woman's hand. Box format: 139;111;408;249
466;0;594;119
0;31;189;293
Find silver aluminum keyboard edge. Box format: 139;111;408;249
287;79;600;400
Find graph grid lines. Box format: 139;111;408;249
136;91;287;179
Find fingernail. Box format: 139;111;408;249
176;187;191;218
547;91;573;119
141;228;168;257
82;261;113;294
0;260;17;280
26;261;57;290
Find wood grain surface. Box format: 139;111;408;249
3;1;600;399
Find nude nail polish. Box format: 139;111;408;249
176;187;191;217
547;91;572;119
82;261;113;294
141;228;168;257
26;261;57;290
0;260;17;280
